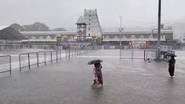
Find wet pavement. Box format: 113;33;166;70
0;49;185;104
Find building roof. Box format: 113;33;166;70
103;30;173;35
21;31;77;36
76;16;87;24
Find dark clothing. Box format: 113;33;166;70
97;73;103;85
168;58;176;77
93;64;103;85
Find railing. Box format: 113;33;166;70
60;46;87;59
120;48;157;60
18;48;83;72
0;55;11;75
19;50;63;72
144;49;157;60
103;38;166;42
0;45;95;75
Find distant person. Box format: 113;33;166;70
145;58;151;63
168;56;176;77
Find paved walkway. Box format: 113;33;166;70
0;49;185;104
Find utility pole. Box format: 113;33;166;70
119;16;123;59
156;0;161;60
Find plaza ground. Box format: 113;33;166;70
0;49;185;104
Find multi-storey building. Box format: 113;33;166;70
19;9;176;49
76;9;102;39
103;29;174;49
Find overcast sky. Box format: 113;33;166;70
0;0;184;29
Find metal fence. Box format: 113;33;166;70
64;47;90;58
19;49;64;72
144;49;157;60
120;48;157;60
0;45;96;74
18;48;83;72
0;55;11;75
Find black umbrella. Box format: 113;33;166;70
166;53;176;57
88;59;103;65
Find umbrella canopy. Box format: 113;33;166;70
88;59;103;65
165;53;176;57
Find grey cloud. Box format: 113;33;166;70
0;0;184;29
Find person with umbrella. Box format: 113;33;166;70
168;54;176;78
88;59;103;87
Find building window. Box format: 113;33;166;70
67;36;71;39
109;35;115;38
31;36;33;39
117;35;123;38
51;36;55;39
126;35;131;38
131;35;135;38
47;36;51;39
144;35;149;38
40;36;43;39
36;36;39;39
149;35;153;38
135;35;140;38
43;36;47;39
140;35;144;39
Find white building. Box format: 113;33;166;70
76;9;102;38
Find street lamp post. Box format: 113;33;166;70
119;16;123;59
156;0;161;60
56;36;61;50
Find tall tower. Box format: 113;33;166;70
76;9;102;39
76;16;87;40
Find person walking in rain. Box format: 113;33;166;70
168;55;176;77
93;63;103;87
88;59;103;88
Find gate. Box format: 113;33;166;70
120;46;156;60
